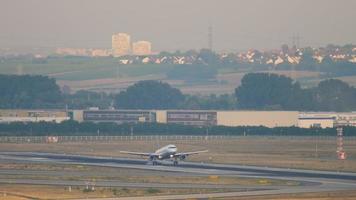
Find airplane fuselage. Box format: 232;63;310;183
154;144;177;160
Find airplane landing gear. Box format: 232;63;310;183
152;160;158;166
173;160;178;166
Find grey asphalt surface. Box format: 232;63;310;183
1;151;356;200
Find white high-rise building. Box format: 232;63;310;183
132;41;152;55
112;33;131;57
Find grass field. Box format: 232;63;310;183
0;184;236;200
0;164;297;187
217;190;356;200
0;157;300;185
2;187;356;200
0;57;173;80
1;57;355;94
2;185;356;200
0;159;294;200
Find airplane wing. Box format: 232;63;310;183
175;150;208;157
119;151;157;157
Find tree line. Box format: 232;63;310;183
1;74;356;111
0;74;62;109
276;47;356;77
115;74;356;112
0;121;355;136
235;73;356;111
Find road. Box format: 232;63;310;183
1;151;356;200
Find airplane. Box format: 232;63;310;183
120;144;208;166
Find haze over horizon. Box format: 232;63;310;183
1;0;356;52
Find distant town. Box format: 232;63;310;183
56;33;152;57
0;33;355;66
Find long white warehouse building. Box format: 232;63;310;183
1;109;356;128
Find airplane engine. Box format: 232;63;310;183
179;155;186;160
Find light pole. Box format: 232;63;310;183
130;126;133;140
205;127;209;140
315;128;319;158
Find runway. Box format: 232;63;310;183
1;151;356;200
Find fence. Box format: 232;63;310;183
1;135;356;144
0;135;229;143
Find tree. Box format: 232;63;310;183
183;94;237;110
235;73;301;110
64;90;113;109
297;47;316;71
221;53;238;66
0;74;63;108
314;79;356;111
321;55;334;65
235;73;356;111
281;44;289;55
115;80;184;109
197;49;220;65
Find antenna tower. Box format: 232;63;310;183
208;25;213;51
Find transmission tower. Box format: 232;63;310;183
290;34;302;49
208;25;213;51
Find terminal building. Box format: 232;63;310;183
298;113;336;128
0;110;69;123
78;110;355;128
74;110;298;127
2;109;356;128
298;112;356;128
73;110;156;124
156;110;217;126
217;111;298;128
334;113;356;127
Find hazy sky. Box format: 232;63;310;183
1;0;356;52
